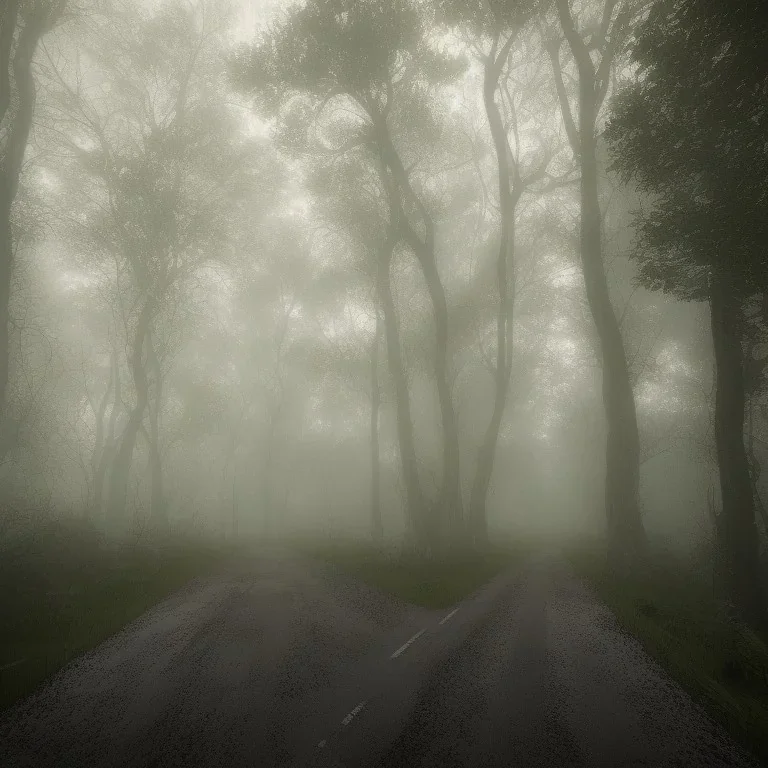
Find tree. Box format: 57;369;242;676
606;0;768;627
547;0;647;567
307;153;416;542
0;0;66;433
45;0;262;529
439;0;556;545
233;0;467;549
369;305;383;540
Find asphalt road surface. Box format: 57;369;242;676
0;550;762;768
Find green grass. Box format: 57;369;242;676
571;542;768;763
300;538;520;609
0;520;227;713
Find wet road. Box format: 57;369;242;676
0;551;761;767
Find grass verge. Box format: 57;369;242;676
571;542;768;764
0;519;227;714
299;538;519;609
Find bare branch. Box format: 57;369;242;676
545;40;580;154
0;0;20;126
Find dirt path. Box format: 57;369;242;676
0;550;426;768
1;551;761;768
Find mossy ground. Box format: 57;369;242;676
301;538;521;609
571;542;768;764
0;520;227;713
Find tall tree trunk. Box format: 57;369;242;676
375;119;461;546
469;35;519;547
370;307;383;542
746;390;768;536
231;460;237;539
0;2;21;127
0;4;47;424
580;87;645;567
415;246;461;544
262;415;276;538
147;327;165;528
376;234;426;547
106;296;153;527
261;305;291;539
710;278;768;630
89;354;114;517
107;408;142;530
744;341;768;534
553;0;646;567
0;203;12;430
94;347;121;519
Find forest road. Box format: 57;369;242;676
0;549;762;768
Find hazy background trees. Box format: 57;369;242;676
1;0;766;625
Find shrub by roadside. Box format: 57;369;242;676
0;513;227;713
571;541;768;764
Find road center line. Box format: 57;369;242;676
439;607;460;625
341;700;366;727
0;658;26;672
390;628;426;659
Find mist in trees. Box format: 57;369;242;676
1;0;767;628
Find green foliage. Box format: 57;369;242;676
606;0;768;301
230;0;467;158
232;0;419;111
50;0;267;289
304;539;519;608
435;0;539;35
573;545;768;761
0;516;226;712
306;155;387;255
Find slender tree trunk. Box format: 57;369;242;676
107;411;142;529
416;247;461;545
553;0;646;568
376;234;426;547
261;300;292;538
0;204;13;427
580;89;645;567
744;337;768;534
106;296;153;526
710;278;768;630
0;5;46;424
94;348;121;519
262;416;276;538
90;373;113;481
231;460;237;539
746;390;768;535
375;121;461;546
370;308;383;542
0;2;21;127
469;41;519;547
147;328;165;528
93;445;110;519
88;355;114;517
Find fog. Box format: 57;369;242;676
4;1;768;764
0;0;764;571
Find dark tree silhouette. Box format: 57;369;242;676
607;0;768;628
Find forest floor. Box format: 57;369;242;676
297;538;521;608
571;543;768;764
2;547;761;767
0;518;228;712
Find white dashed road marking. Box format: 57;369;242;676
439;607;459;625
390;628;426;659
315;608;462;752
0;658;26;672
341;700;366;727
